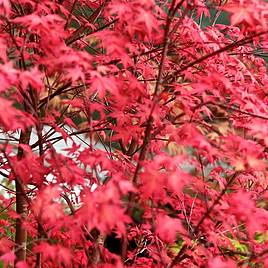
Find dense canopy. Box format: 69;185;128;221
0;0;268;267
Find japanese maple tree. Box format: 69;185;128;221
0;0;268;267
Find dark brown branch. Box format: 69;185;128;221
132;0;179;185
167;30;268;82
64;0;78;30
65;19;119;46
217;103;268;121
193;172;238;233
168;172;238;268
30;127;111;149
38;81;72;109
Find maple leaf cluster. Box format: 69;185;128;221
0;0;268;267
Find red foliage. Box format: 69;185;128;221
0;0;268;267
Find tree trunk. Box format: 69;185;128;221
15;129;32;263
